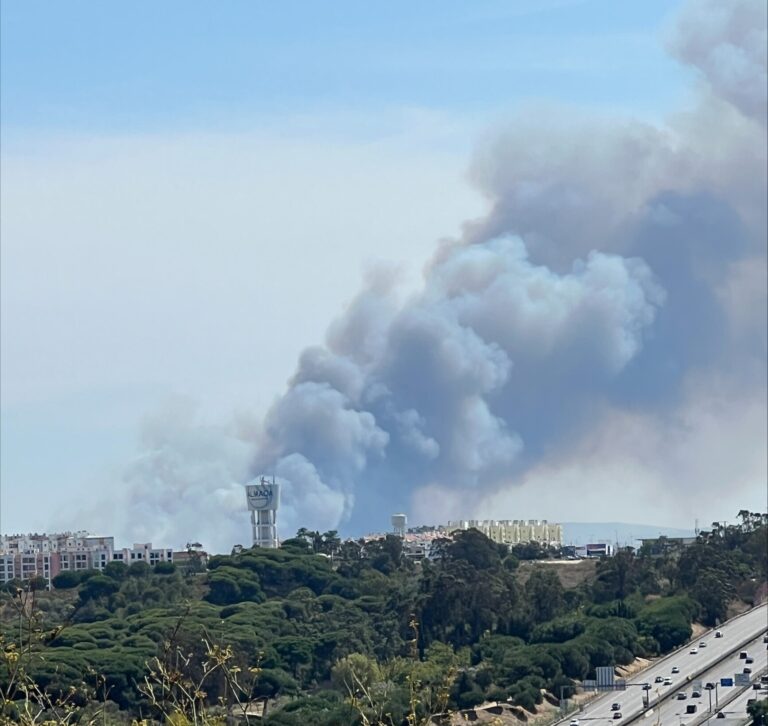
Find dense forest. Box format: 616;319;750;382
1;510;766;725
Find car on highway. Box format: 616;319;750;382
569;720;579;725
664;677;672;686
654;675;664;683
677;692;687;700
715;630;723;638
699;641;707;647
763;634;768;643
671;666;680;673
706;683;716;690
612;713;622;720
692;690;702;698
745;656;754;664
740;650;749;659
716;712;726;719
689;647;698;654
611;703;621;711
744;667;752;674
686;704;697;714
642;684;652;690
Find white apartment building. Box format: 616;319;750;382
445;519;564;547
0;532;174;585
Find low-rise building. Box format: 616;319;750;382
637;536;697;556
0;532;174;586
576;542;615;558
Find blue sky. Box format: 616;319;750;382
6;0;757;548
2;0;689;136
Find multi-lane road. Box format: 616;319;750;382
708;672;768;724
651;630;767;725
557;603;768;725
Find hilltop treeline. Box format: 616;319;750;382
0;511;765;725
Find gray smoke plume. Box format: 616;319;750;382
253;238;666;533
106;0;766;549
669;0;767;125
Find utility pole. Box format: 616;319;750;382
559;684;579;715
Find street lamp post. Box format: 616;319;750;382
706;682;719;713
559;684;580;716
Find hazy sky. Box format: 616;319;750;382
2;0;765;550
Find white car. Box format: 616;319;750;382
672;666;680;674
569;720;580;726
699;641;707;648
690;647;698;654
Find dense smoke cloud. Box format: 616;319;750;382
669;0;767;124
109;0;766;549
253;238;665;528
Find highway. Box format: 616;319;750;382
648;631;767;725
708;675;768;724
557;603;768;726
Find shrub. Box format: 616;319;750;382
52;571;81;589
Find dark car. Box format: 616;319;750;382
692;690;702;698
746;657;754;664
686;704;697;714
655;676;664;683
744;667;752;674
716;712;726;719
677;692;687;700
611;703;621;711
612;713;622;720
705;683;716;690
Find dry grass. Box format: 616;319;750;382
515;560;598;590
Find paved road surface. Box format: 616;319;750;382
647;631;767;725
558;603;767;726
700;669;768;725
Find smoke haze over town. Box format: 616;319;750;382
1;0;765;553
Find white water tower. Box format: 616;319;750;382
391;513;407;538
245;476;280;548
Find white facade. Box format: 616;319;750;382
246;477;280;549
391;513;407;537
0;532;174;584
445;519;564;547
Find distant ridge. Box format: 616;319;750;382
562;522;696;548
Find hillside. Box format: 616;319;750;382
0;511;765;725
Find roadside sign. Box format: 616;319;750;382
721;678;734;687
597;667;615;690
734;673;750;686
